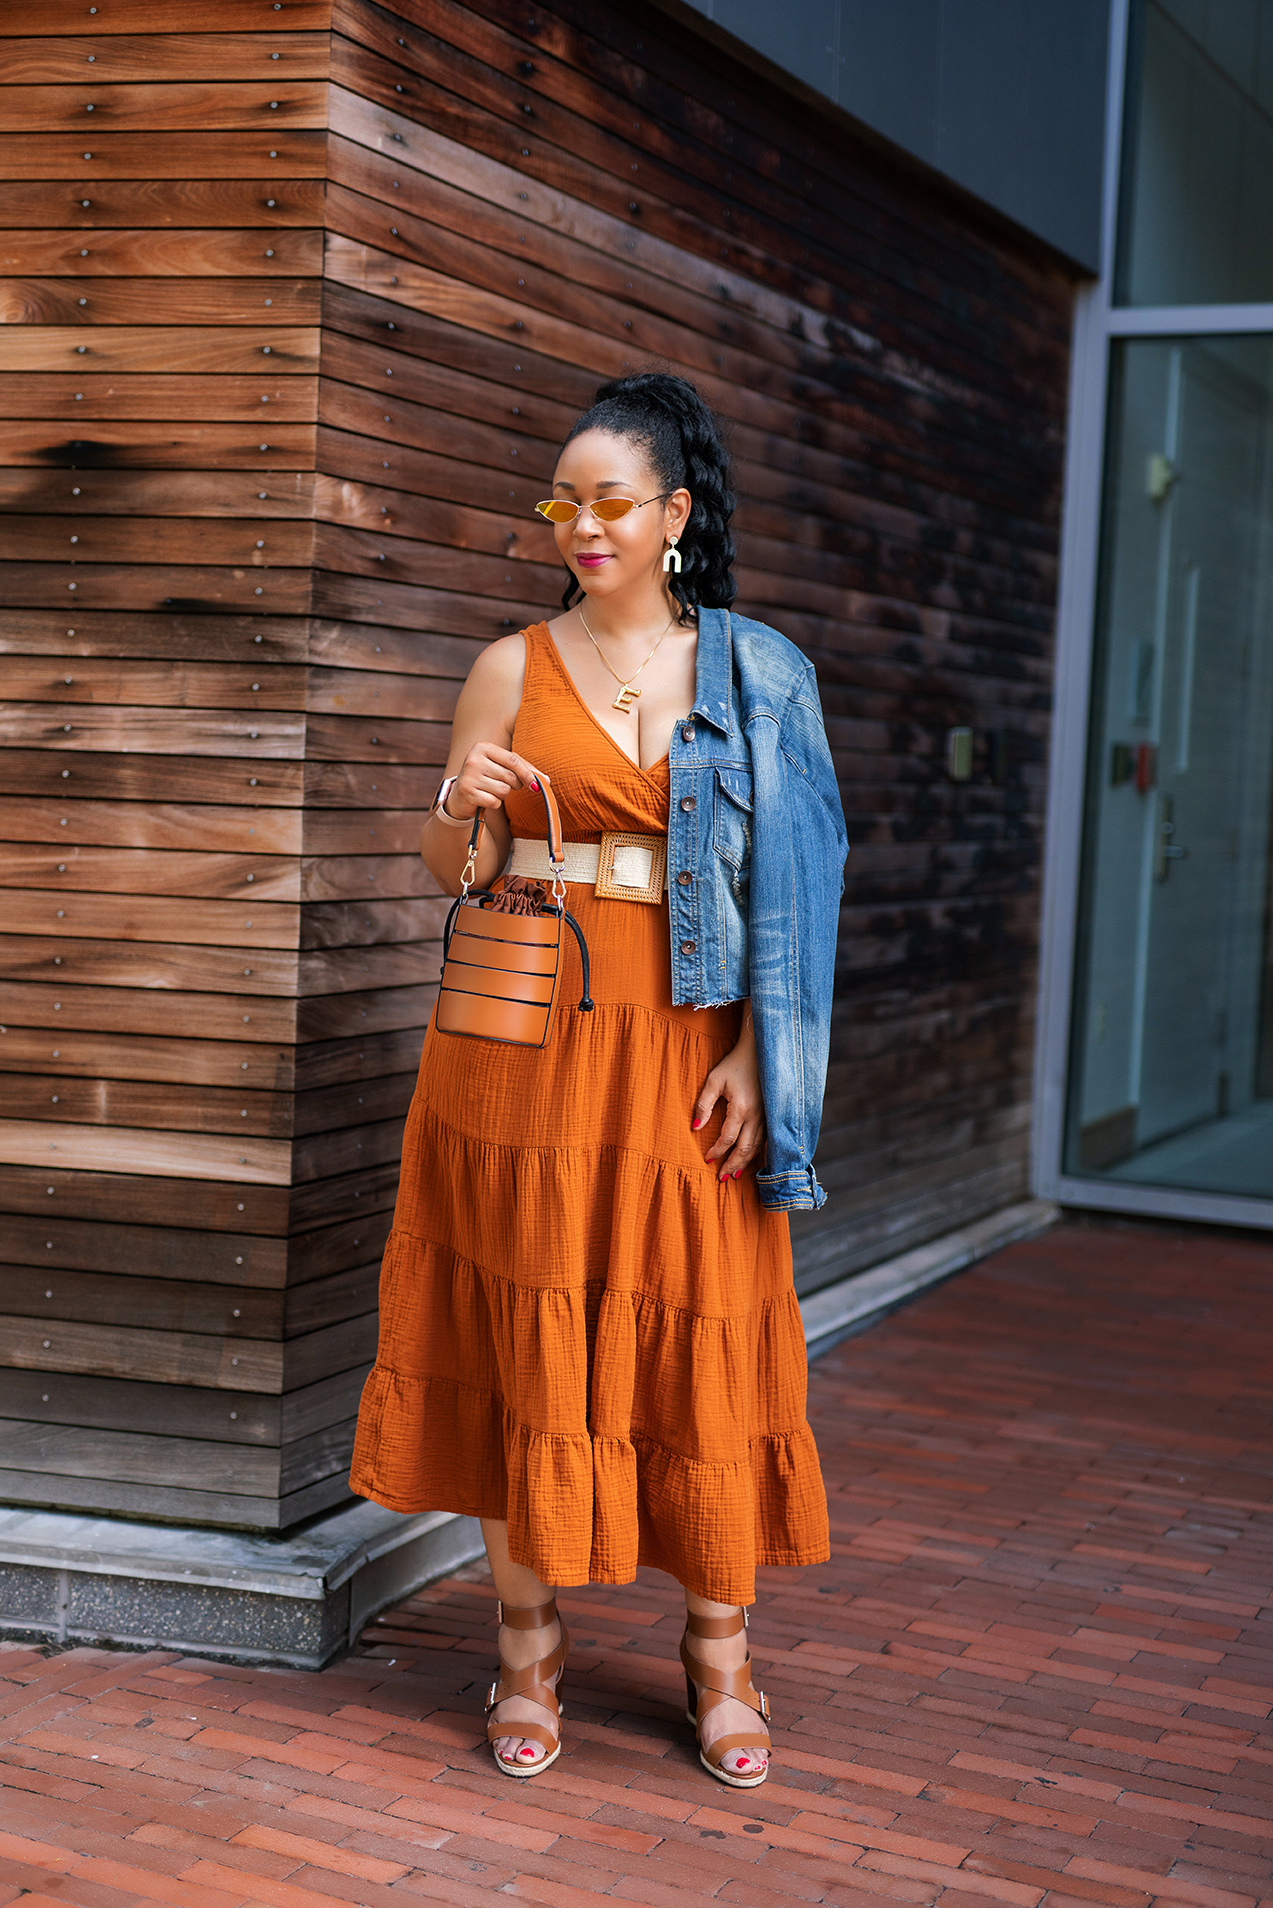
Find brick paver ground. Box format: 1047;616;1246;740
2;1217;1272;1908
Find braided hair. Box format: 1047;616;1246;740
557;372;736;623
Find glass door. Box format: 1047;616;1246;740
1038;0;1273;1222
1066;336;1273;1195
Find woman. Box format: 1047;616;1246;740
350;372;848;1789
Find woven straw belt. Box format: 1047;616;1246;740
508;830;668;902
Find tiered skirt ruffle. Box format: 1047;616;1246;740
350;962;829;1602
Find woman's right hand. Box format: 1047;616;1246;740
442;744;542;821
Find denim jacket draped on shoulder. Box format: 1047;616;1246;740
666;607;848;1213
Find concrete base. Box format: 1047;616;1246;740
0;1500;484;1669
0;1200;1057;1664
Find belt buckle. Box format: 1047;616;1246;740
595;831;666;903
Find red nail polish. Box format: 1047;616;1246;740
734;1170;742;1179
692;1117;702;1129
530;779;540;789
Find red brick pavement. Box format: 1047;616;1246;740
2;1218;1272;1908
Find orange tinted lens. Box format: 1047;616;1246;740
536;500;579;522
591;498;636;521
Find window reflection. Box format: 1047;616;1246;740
1117;0;1273;306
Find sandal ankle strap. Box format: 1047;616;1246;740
684;1606;747;1640
497;1597;559;1629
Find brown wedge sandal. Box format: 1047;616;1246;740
486;1596;569;1778
680;1607;771;1789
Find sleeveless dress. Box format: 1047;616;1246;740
348;623;829;1604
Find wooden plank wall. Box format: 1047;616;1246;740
0;0;1075;1533
0;0;379;1533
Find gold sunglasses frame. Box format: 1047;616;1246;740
534;491;671;525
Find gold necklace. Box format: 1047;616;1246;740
578;607;673;713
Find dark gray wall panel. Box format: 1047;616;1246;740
931;0;1109;270
681;0;1111;269
707;0;839;96
838;0;942;161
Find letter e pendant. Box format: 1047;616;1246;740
612;682;640;713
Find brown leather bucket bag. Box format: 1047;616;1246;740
435;772;595;1048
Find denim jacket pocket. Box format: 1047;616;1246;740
713;767;754;870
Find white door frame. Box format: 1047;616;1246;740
1031;0;1273;1230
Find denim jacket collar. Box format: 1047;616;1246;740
690;607;734;737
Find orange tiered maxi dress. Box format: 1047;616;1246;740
349;623;829;1604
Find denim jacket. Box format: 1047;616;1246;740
667;608;848;1213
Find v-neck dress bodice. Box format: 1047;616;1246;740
536;621;671;782
349;622;829;1601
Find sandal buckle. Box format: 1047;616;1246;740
486;1679;499;1710
759;1689;770;1720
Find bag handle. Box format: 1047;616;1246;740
460;768;564;898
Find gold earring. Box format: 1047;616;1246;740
663;536;682;574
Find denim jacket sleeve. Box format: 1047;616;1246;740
748;662;848;1213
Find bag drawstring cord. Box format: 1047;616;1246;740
561;908;595;1011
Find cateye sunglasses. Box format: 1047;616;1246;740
534;490;671;524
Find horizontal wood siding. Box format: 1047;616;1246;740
0;0;1073;1533
0;0;380;1534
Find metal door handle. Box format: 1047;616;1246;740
1154;797;1189;879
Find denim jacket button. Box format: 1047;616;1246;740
676;870;692;885
679;795;695;811
680;939;695;955
681;725;694;742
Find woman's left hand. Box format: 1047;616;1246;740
692;1014;765;1182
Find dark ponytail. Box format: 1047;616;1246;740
557;371;736;623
